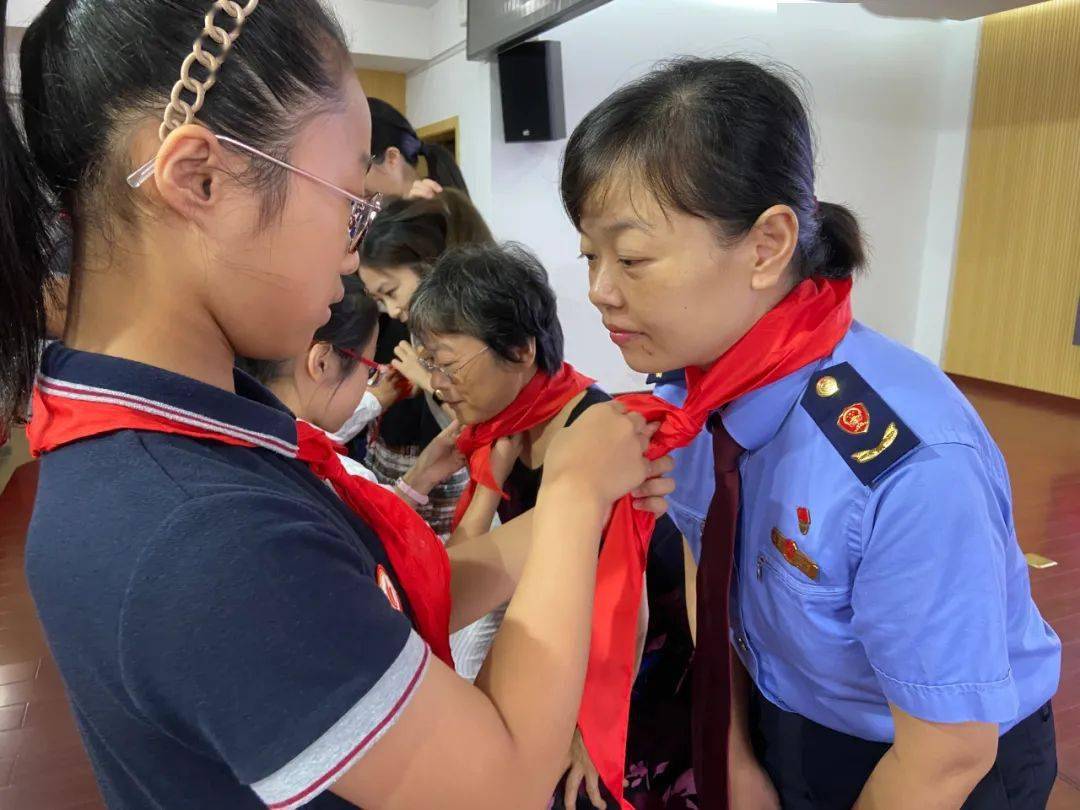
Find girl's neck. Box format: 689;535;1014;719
64;246;236;393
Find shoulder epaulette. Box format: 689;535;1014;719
800;362;922;486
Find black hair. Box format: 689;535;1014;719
408;242;564;375
0;0;351;428
359;189;493;276
238;276;380;386
368;97;470;195
561;57;866;282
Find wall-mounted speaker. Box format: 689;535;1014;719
498;41;566;143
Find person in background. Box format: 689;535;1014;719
358;190;496;538
2;2;674;808
364;97;469;198
409;242;696;809
561;56;1061;809
236;280;462;507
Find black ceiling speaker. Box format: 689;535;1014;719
498;40;566;143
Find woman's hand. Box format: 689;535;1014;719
563;727;606;809
369;367;405;410
402;421;465;497
543;402;666;509
729;747;780;810
405;178;443;200
391;340;433;394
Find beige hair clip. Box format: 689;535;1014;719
158;0;260;142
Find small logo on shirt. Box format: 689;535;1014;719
376;565;403;612
837;402;870;435
796;506;811;536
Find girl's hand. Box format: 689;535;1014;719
391;340;433;394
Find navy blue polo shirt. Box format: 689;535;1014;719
27;344;429;809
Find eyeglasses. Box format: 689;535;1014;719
415;344;490;385
334;347;382;382
126;134;382;253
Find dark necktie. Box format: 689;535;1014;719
691;413;745;810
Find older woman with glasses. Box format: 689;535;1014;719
409;242;697;810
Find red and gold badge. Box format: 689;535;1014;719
837;402;870;435
376;564;404;612
796;506;811;536
771;528;820;581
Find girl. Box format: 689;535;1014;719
364;98;469;198
1;3;672;809
408;242;696;809
358;190;495;537
236;279;461;501
561;57;1061;810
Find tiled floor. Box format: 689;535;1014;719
0;375;1077;809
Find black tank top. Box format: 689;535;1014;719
498;386;611;524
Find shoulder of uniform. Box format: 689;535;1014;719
800;362;923;487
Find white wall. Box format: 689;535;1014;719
405;16;496;221
475;0;979;392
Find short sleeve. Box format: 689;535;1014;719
852;443;1019;724
118;492;429;809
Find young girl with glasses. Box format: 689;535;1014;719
0;2;671;807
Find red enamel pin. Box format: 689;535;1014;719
838;402;870;435
376;565;403;612
797;506;811;536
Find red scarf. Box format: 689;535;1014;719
579;277;853;808
26;381;454;667
452;363;595;529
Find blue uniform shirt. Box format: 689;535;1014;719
652;371;712;564
27;344;429;809
659;323;1060;741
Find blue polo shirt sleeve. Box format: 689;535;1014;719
852;442;1019;725
118;491;429;809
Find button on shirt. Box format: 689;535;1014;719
27;344;429;809
660;323;1060;741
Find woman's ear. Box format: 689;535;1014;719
509;338;537;367
382;146;404;171
305;343;335;384
748;204;800;291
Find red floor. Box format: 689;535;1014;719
0;376;1077;809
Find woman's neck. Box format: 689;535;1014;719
64;244;236;392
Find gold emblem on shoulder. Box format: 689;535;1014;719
816;376;839;398
851;422;899;464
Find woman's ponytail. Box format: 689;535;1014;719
0;0;54;428
419;141;469;196
807;201;866;280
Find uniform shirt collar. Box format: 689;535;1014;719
720;360;822;452
39;343;298;452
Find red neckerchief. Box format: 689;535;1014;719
26;378;454;667
580;277;854;808
452;363;595;529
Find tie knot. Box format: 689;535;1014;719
707;413;744;472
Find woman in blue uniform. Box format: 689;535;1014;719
561;57;1061;809
0;2;673;808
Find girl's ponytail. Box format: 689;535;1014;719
1;0;55;428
